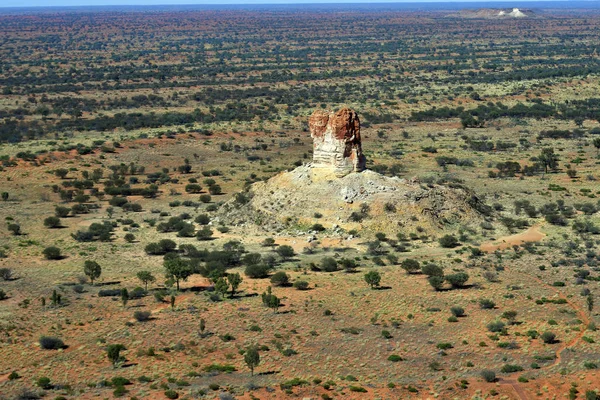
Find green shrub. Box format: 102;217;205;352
445;272;469;288
270;271;290;287
481;369;496;382
450;306;465;317
428;276;445;290
43;246;62;260
388;354;403;362
422;263;444;277
401;259;420;274
164;389;178;399
39;336;65;350
111;377;131;386
479;299;495;309
133;311;151;322
203;364;236;373
540;331;556;344
320;257;338;272
43;216;61;228
282;348;297;356
245;264;271;279
37;376;52;389
500;364;523;373
487;320;506;333
311;223;326;232
293;280;309;290
439;234;459;248
584;361;598;370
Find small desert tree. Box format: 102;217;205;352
268;294;280;312
364;271;381;289
136;271;156;290
164;257;193;291
261;287;280;313
539;147;559;173
214;277;229;299
121;288;129;307
244;345;260;376
107;344;126;367
83;260;102;285
54;168;69;179
227;273;242;298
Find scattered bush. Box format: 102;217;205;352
540;331;556;344
500;364;523;373
401;259;420;274
428;276;445;290
245;264;271;279
320;257;338;272
293;280;309;290
134;311;152;322
0;268;13;281
43;216;61;228
479;299;496;309
445;272;469;288
439;234;459;248
422;263;443;277
203;364;237;373
487;321;506;333
450;306;465;317
39;336;65;350
42;246;62;260
481;370;496;382
270;271;290;287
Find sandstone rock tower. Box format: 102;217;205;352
308;108;366;177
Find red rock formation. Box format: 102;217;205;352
308;108;366;177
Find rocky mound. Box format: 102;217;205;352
219;164;490;237
218;108;492;238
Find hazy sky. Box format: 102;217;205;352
0;0;569;8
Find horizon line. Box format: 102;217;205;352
1;0;595;10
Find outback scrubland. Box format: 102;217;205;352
2;5;600;400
